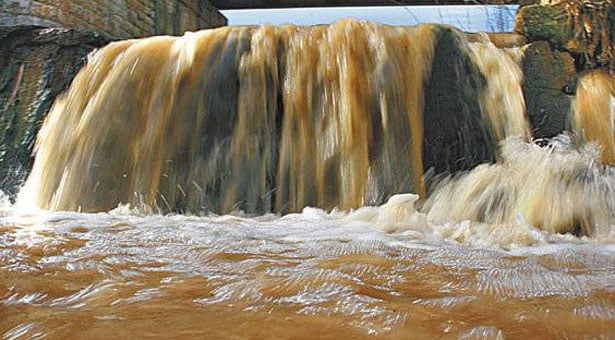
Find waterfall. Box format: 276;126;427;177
18;20;528;215
5;16;615;340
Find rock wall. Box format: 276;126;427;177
516;1;614;66
0;26;111;194
0;0;227;38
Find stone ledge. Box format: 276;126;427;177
0;25;111;47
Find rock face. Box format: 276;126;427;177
516;2;615;67
0;0;227;39
424;27;495;176
0;26;110;195
515;3;569;48
514;1;615;138
522;41;577;138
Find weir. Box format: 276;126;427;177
17;18;615;238
20;20;529;215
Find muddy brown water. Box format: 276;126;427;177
1;205;614;339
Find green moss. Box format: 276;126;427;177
515;4;569;48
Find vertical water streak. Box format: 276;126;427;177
572;70;615;164
276;20;436;212
19;40;137;211
223;26;280;213
469;34;530;141
19;21;525;215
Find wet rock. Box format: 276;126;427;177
0;26;110;195
515;3;568;48
515;1;615;68
521;41;577;138
423;26;495;176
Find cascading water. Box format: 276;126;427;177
17;20;526;215
2;20;615;339
422;69;615;238
572;70;615;164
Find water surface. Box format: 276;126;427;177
2;199;614;339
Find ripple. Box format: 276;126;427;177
477;267;592;299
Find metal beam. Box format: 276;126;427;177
211;1;491;10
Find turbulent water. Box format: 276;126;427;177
2;138;615;338
1;190;615;338
3;19;615;339
19;20;530;215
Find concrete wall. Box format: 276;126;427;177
0;0;227;38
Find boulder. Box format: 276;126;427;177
515;3;569;48
423;26;496;176
515;1;615;68
521;41;577;138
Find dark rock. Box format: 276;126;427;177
515;2;615;69
515;3;568;48
423;26;496;178
0;26;111;195
521;41;577;138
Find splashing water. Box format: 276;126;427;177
424;137;615;238
2;164;615;338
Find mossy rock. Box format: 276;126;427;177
516;2;615;67
522;41;577;138
515;3;568;48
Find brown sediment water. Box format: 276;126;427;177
0;202;614;339
18;20;527;215
572;70;615;164
2;20;615;339
468;34;529;141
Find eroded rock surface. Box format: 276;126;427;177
0;26;110;195
522;41;577;138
